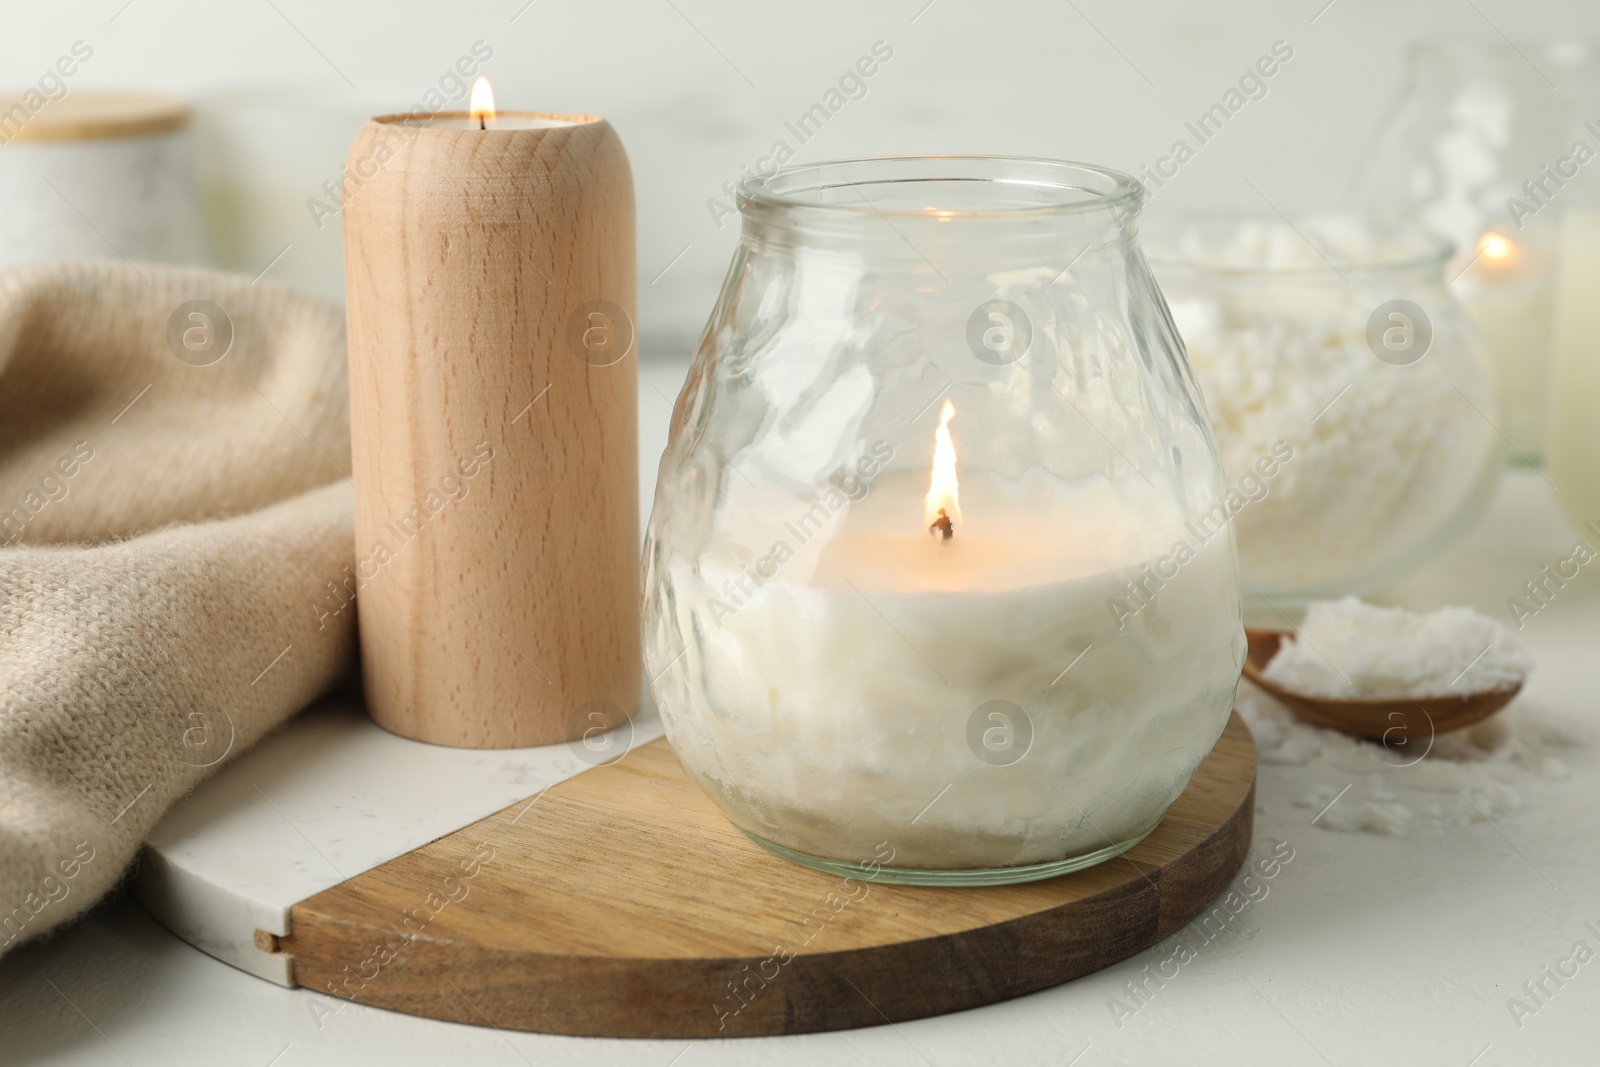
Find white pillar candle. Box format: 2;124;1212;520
1454;231;1557;461
1548;209;1600;532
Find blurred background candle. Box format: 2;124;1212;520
1548;208;1600;534
1454;228;1558;461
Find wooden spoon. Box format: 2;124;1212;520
1241;628;1522;745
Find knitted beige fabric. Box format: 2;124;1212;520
0;261;356;956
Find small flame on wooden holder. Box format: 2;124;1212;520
470;77;495;130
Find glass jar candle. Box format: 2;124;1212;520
1146;213;1504;608
643;157;1245;885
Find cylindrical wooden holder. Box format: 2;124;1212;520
343;112;638;748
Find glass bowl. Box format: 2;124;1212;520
1145;211;1505;608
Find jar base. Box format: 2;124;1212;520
738;823;1160;887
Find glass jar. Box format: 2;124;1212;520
1145;212;1504;608
642;157;1245;885
1351;38;1600;462
0;92;207;271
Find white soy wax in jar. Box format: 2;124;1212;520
659;447;1243;873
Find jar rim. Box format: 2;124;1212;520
1142;210;1454;280
738;156;1144;222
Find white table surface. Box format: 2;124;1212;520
135;695;667;986
2;353;1597;1066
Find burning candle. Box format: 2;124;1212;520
1455;228;1558;461
1477;231;1516;268
658;396;1241;874
384;77;578;131
342;79;639;749
642;155;1249;882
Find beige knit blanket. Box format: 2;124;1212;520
0;261;355;956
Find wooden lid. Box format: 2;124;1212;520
0;91;191;143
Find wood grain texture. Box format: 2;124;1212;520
343;113;639;748
275;713;1256;1038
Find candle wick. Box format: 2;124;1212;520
478;115;486;130
930;508;954;542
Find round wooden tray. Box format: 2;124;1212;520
264;712;1256;1038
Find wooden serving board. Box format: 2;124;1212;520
267;713;1256;1038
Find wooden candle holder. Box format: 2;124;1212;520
343;112;638;748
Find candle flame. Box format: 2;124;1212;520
1477;231;1516;265
469;77;495;128
925;399;962;531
